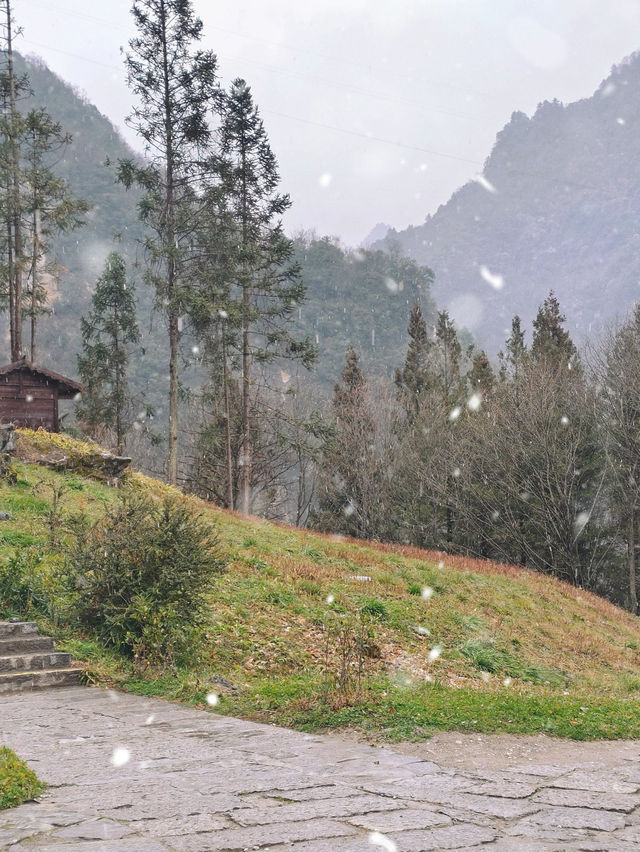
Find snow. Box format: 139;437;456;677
369;831;398;852
473;174;497;194
480;265;504;291
111;746;130;767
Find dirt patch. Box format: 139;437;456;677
378;731;640;770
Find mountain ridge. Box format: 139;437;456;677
379;51;640;353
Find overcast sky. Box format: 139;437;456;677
17;0;640;245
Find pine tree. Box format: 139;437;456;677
0;0;24;361
433;310;462;404
313;345;389;538
0;2;86;361
77;253;140;455
22;108;88;362
468;349;494;397
600;304;640;612
395;302;432;417
211;78;315;514
531;292;577;369
118;0;219;484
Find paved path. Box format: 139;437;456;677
2;688;640;850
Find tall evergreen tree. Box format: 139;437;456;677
313;345;386;538
599;304;640;612
468;349;494;397
0;3;86;361
118;0;219;484
210;78;315;514
0;0;24;361
77;252;140;455
531;291;577;369
22;108;88;362
395;301;432;417
433;310;462;404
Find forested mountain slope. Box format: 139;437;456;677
380;52;640;354
16;54;436;397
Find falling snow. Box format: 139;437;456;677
369;830;398;852
479;265;504;290
473;174;497;194
467;393;482;412
111;746;130;767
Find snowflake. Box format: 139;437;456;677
369;831;398;852
428;645;442;662
111;747;130;767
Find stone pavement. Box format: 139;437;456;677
2;688;640;850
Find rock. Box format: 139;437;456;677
0;511;10;520
24;448;132;485
209;675;239;693
0;424;16;454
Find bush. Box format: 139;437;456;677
0;551;48;619
0;748;44;810
65;494;225;667
360;599;388;620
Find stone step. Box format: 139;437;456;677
0;667;81;694
0;651;73;673
0;635;54;654
0;621;39;638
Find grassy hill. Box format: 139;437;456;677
3;430;640;742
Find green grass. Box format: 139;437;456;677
0;748;44;810
6;428;640;743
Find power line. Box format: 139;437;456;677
25;0;492;99
263;108;483;166
19;38;485;166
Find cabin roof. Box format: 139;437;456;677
0;361;83;399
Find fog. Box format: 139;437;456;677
19;0;640;244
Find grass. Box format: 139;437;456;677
0;748;44;810
4;428;640;742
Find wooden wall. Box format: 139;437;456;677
0;371;59;431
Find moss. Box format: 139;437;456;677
0;748;44;810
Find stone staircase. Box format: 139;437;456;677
0;621;81;693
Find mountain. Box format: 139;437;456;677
379;52;640;354
360;222;391;248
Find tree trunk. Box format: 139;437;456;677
167;306;179;485
240;139;251;515
240;279;251;513
160;0;179;486
629;511;637;614
5;0;22;361
30;208;41;364
222;325;234;509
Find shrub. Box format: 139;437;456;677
360;599;388;620
65;494;225;667
0;748;44;810
0;551;48;619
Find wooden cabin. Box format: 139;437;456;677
0;361;82;432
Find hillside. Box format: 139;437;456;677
381;52;640;354
3;430;640;741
